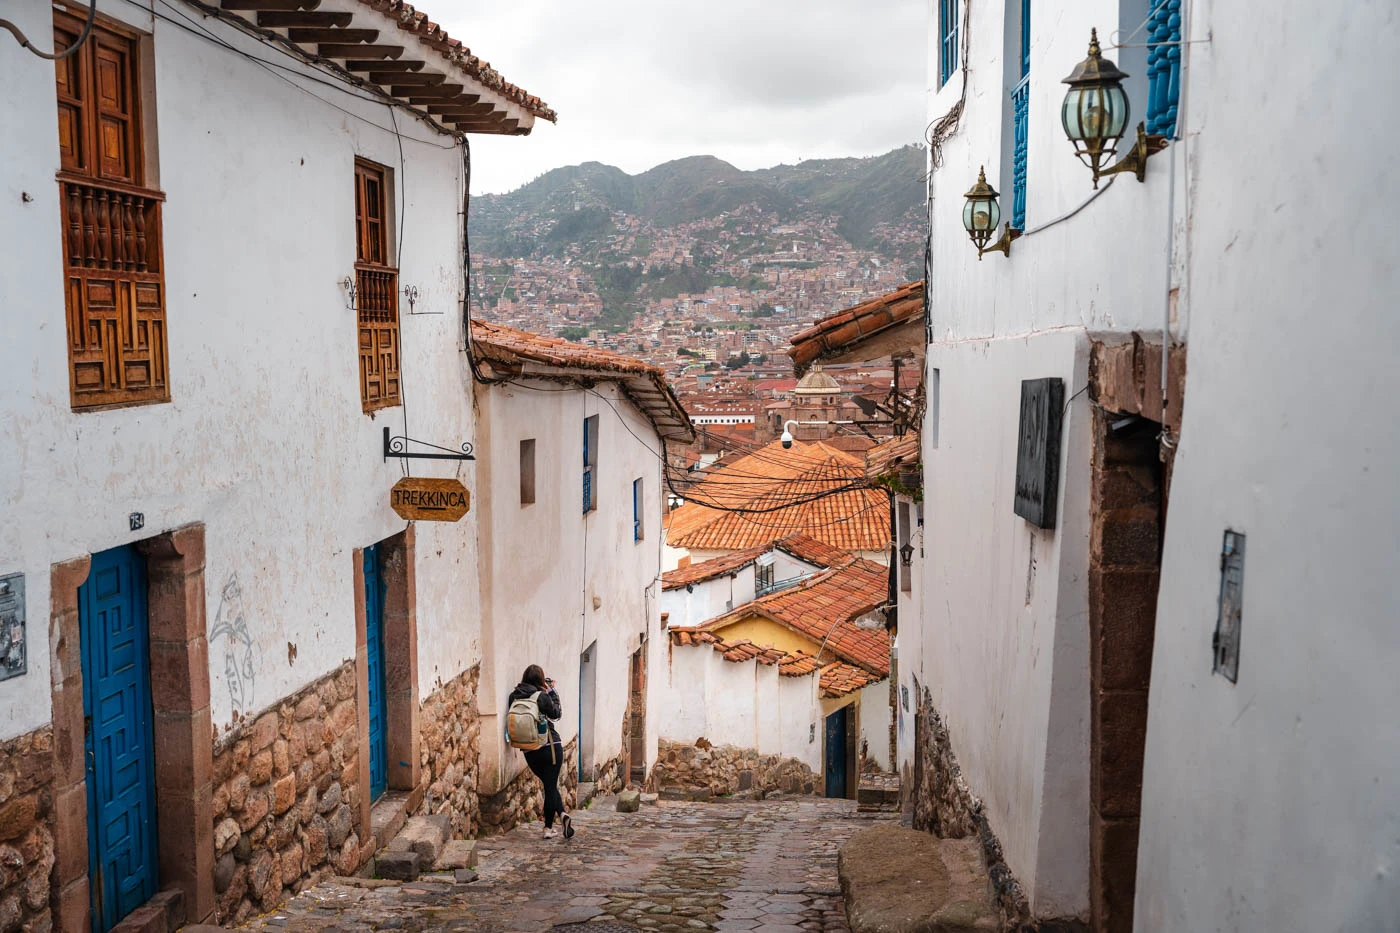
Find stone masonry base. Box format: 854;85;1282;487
478;739;579;836
648;739;818;797
0;726;55;933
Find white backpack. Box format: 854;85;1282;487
506;691;545;750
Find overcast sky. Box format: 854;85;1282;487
438;0;927;195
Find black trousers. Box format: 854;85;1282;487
523;743;565;828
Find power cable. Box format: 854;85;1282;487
2;0;96;59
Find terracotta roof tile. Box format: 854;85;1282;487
789;282;924;374
661;543;769;590
865;432;921;483
819;662;883;698
471;321;694;442
665;440;891;553
356;0;556;122
774;534;852;569
700;559;891;675
668;628;826;676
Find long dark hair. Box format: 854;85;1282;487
522;664;547;690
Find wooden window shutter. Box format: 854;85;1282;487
54;9;169;411
354;159;400;411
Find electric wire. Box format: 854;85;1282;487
1;0;96;60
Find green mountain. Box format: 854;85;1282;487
469;145;926;260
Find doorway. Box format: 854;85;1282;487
578;641;597;781
364;543;388;801
626;643;647;786
1088;410;1165;933
824;706;850;798
79;544;159;932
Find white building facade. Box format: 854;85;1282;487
0;2;550;928
911;0;1400;930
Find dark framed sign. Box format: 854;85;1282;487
1014;377;1065;529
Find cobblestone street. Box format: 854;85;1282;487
235;797;892;933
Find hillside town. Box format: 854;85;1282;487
0;1;1395;933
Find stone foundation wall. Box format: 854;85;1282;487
903;682;1049;932
648;739;818;797
210;661;361;925
594;754;626;794
416;665;483;838
478;739;578;835
0;727;54;933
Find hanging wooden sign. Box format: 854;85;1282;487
389;477;470;522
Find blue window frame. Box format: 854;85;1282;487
1011;0;1030;229
1146;0;1182;137
632;477;644;542
583;414;599;513
939;0;960;87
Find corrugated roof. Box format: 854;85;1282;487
789;282;925;374
471;321;694;442
666;440;891;553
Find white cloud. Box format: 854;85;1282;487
434;0;926;193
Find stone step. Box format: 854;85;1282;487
577;781;597;805
838;826;997;933
387;813;451;865
432;839;478;871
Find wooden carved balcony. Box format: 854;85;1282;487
58;173;169;410
356;263;401;409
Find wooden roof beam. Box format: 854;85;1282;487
222;0;320;10
425;101;496;117
391;83;465;100
287;27;380;43
256;10;350;26
370;70;446;86
344;58;423;72
319;43;403;59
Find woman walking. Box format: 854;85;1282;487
507;665;574;839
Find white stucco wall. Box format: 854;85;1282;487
856;679;892;771
0;0;484;739
475;379;664;792
659;565;756;629
1132;3;1400;930
655;643;822;773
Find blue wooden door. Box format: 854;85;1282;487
79;545;158;933
824;706;848;798
364;544;388;801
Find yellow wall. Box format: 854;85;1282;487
713;616;820;657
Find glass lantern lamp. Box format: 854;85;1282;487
962;167;1020;259
1061;28;1166;186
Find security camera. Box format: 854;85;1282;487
780;431;793;449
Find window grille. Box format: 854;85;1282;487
1145;0;1182;137
354;159;400;411
632;477;644;541
583;415;599;514
1011;0;1031;230
939;0;960;86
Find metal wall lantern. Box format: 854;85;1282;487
963;167;1021;259
899;542;915;567
1061;29;1168;187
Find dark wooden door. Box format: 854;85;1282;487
364;544;388;801
825;706;849;798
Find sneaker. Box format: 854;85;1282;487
561;814;575;839
543;827;557;839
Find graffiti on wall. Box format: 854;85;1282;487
210;573;257;715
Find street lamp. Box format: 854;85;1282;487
899;542;915;567
963;167;1020;259
1061;28;1166;187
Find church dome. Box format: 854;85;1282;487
794;365;842;397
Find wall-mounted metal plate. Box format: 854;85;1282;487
1213;531;1245;683
1014;377;1065;529
0;574;26;681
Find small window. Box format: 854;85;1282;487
583;415;599;514
354;159;400;412
756;561;775;594
520;439;536;505
939;0;961;87
632;477;644;541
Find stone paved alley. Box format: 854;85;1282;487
233;797;893;933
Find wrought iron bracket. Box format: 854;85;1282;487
383;426;475;462
977;223;1023;260
1094;122;1170;186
